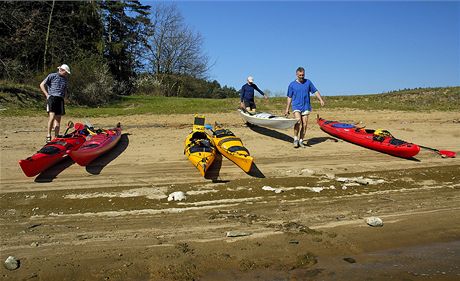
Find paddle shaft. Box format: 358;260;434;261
63;121;74;135
418;145;439;152
418;145;456;158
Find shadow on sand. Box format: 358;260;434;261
205;153;229;183
247;124;293;143
35;157;76;183
85;133;130;175
305;137;338;147
248;124;337;148
205;154;265;181
246;163;265;178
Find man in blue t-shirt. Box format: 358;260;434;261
239;76;268;114
285;67;325;148
40;64;70;143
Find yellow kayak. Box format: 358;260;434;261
210;123;253;172
184;115;216;177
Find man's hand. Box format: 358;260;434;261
264;95;268;100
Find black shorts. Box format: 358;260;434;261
243;99;256;109
47;96;65;115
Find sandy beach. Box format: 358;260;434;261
1;109;459;280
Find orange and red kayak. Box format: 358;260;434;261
68;123;122;166
317;116;420;159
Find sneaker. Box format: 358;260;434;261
293;140;299;148
299;140;307;148
46;136;52;143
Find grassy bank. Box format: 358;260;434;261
1;82;458;117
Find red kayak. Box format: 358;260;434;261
317;116;420;159
68;123;122;166
19;124;87;177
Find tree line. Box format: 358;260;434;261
0;1;238;106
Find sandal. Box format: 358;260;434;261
46;136;52;143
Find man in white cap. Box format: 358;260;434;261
239;75;268;114
40;64;71;143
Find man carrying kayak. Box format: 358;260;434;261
285;67;325;148
239;76;268;114
40;64;71;143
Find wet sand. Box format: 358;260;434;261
1;109;459;280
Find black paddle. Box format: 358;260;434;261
418;145;456;158
63;121;74;135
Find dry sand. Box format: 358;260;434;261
1;109;459;280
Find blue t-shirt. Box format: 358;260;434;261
240;83;264;102
43;72;68;98
287;79;318;112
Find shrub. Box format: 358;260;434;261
0;59;34;83
133;74;163;96
132;73;239;98
67;54;116;106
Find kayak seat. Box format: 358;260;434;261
228;146;250;155
372;135;386;142
331;123;355;129
190;131;208;141
214;129;235;138
189;145;213;153
46;140;68;147
254;113;274;119
389;138;407;146
38;146;61;155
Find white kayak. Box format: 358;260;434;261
238;109;298;129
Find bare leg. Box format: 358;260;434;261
47;112;56;138
293;111;302;139
299;114;309;140
53;115;62;137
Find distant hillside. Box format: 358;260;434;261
0;82;458;117
321;87;460;111
0;82;43;111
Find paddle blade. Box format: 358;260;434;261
74;123;85;131
439;150;456;158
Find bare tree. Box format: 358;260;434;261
43;0;55;73
147;3;209;78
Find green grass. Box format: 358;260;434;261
69;95;242;117
1;82;459;117
322;87;460;111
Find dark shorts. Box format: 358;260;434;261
47;96;65;115
243;99;256;109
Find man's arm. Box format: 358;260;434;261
39;80;49;99
285;97;292;116
253;84;266;97
314;91;325;107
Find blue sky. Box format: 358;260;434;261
156;1;459;96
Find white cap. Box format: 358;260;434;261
57;64;71;74
247;76;254;83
